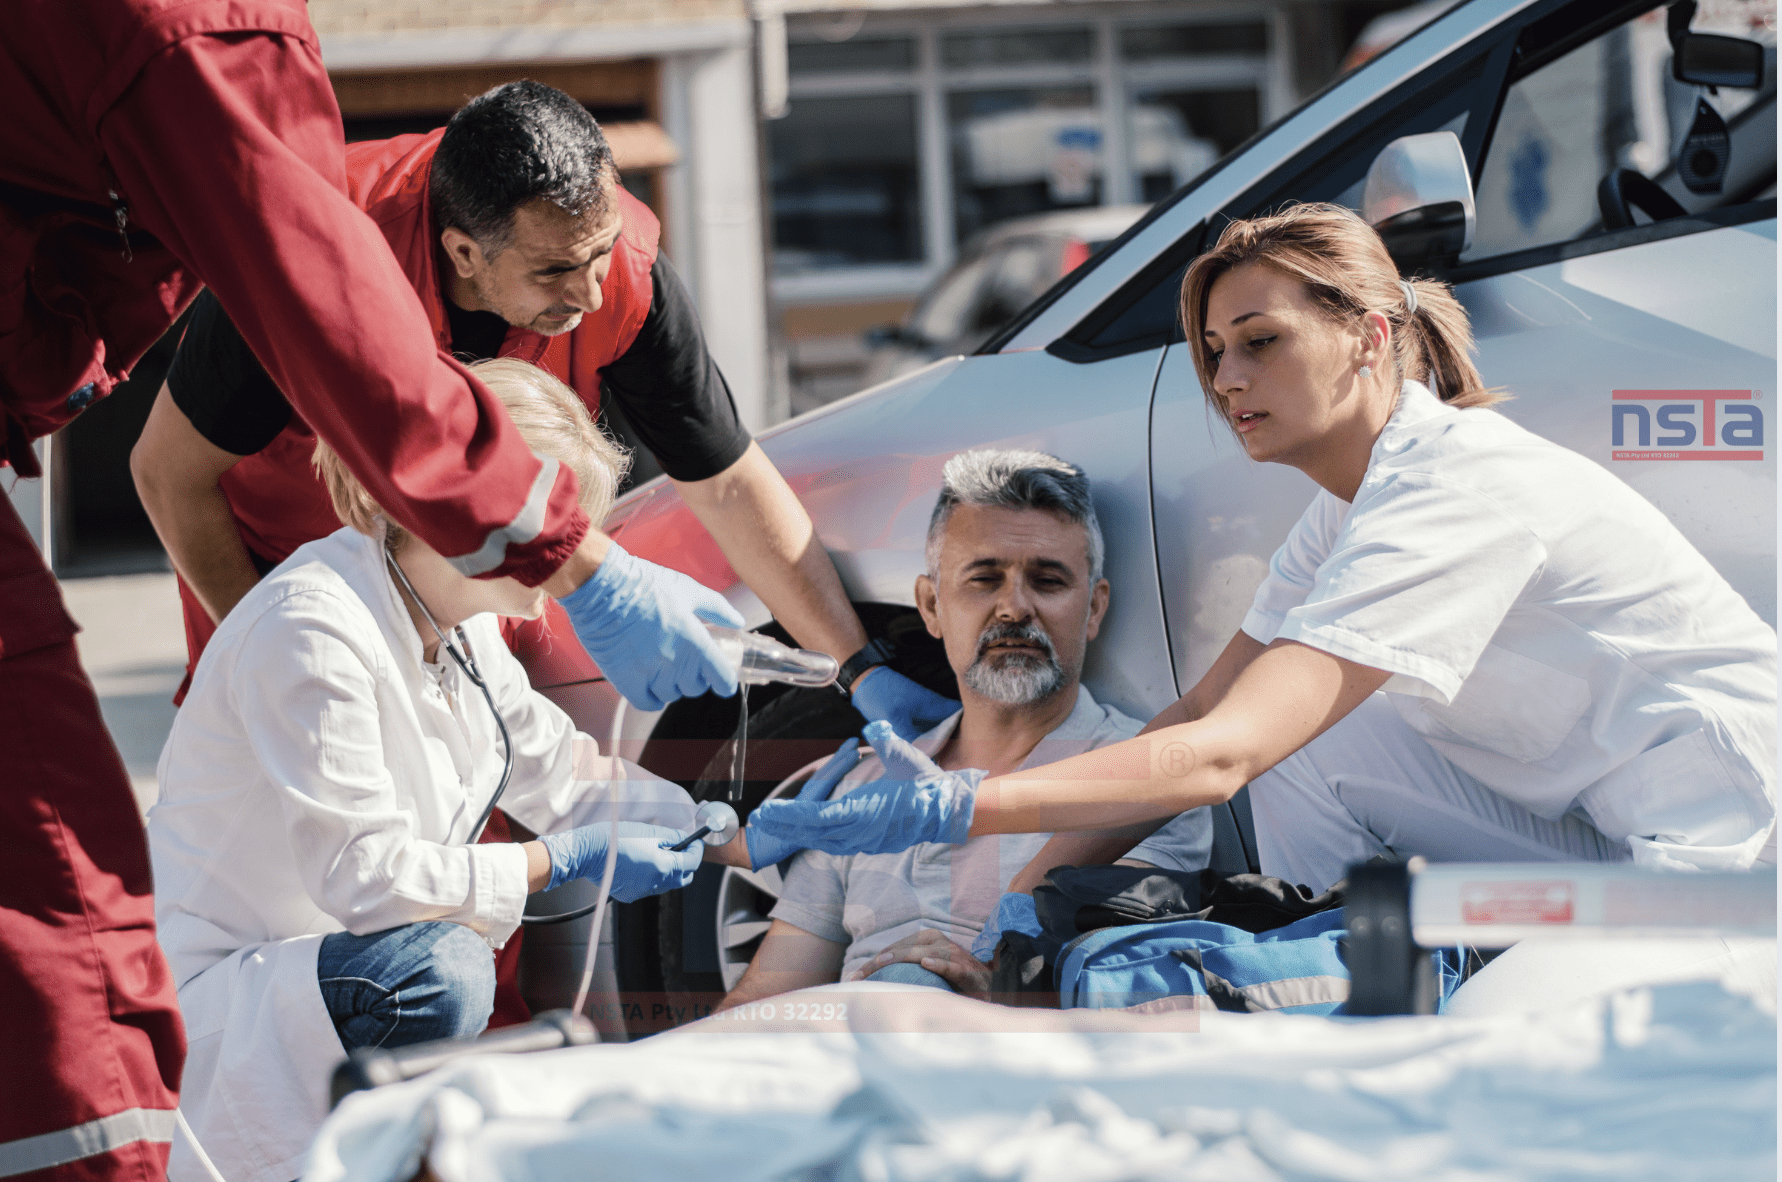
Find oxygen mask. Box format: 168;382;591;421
704;624;840;688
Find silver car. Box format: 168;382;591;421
527;0;1777;1023
859;204;1151;390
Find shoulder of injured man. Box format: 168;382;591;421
1013;686;1144;766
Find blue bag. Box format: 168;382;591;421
1055;907;1466;1014
1056;909;1351;1013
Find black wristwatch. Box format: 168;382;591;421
836;637;896;695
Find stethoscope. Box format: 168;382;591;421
386;550;596;926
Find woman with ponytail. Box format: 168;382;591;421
755;203;1775;917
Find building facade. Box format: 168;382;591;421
758;0;1417;411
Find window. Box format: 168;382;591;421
941;26;1093;66
971;237;1058;341
775;11;1289;281
788;36;915;74
1117;20;1270;212
770;94;923;273
950;85;1100;242
1467;6;1776;261
909;254;994;344
908;236;1065;350
1120;21;1269;59
1128;89;1259;202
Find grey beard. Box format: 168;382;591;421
963;623;1067;705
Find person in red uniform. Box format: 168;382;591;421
0;4;915;1177
129;80;954;1029
132;82;934;722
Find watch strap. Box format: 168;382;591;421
837;637;896;693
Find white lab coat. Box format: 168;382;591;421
148;527;698;1182
1244;381;1777;871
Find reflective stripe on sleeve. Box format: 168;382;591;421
0;1108;176;1177
445;454;560;577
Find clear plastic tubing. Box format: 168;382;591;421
704;624;840;688
730;684;747;803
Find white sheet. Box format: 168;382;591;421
302;974;1774;1182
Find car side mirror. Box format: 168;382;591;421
1672;33;1764;90
1362;130;1476;272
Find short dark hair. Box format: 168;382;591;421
430;80;615;255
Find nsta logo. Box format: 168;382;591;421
1610;390;1764;461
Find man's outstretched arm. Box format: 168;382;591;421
675;443;869;664
718;919;845;1011
131;384;259;624
98;30;588;586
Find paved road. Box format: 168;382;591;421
60;572;184;819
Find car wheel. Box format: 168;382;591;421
661;687;865;996
612;606;956;1030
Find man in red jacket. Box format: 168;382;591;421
131;80;955;1033
133;82;921;719
0;6;848;1178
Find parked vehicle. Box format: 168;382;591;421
859;205;1151;389
524;0;1776;1020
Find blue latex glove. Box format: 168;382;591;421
741;738;863;870
850;667;958;742
748;720;983;856
971;892;1042;961
558;541;744;711
538;821;702;903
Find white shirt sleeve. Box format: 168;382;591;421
1273;472;1547;704
230;591;530;945
1242;490;1348;644
469;623;699;837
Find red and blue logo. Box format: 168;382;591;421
1611;389;1764;461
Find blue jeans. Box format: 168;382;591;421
316;921;495;1052
867;962;955;991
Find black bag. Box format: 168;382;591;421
991;866;1345;1002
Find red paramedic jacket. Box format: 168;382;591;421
0;0;592;669
176;130;660;694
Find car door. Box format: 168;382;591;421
1449;9;1777;623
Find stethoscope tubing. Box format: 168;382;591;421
385;551;593;926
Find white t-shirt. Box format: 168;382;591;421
1243;381;1775;871
772;686;1213;982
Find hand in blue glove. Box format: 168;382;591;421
747;720;983;856
558;541;744;711
971;891;1042;961
850;667;958;742
538;821;702;903
740;737;863;870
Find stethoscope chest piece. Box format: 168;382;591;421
693;800;740;846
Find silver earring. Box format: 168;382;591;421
1358;365;1373;378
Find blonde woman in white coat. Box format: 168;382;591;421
149;359;725;1182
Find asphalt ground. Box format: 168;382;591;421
60;571;184;819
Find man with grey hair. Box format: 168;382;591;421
721;450;1210;1003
